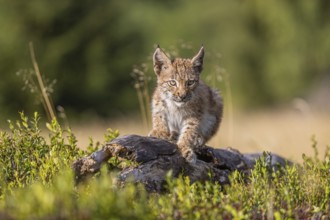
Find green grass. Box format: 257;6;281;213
0;113;329;219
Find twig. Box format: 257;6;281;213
29;42;56;121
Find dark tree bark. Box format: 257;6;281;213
72;135;291;192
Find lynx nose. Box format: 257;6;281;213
178;93;189;102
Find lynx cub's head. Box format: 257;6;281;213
153;46;204;105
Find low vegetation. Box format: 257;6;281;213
0;113;329;219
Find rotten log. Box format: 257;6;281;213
72;134;291;192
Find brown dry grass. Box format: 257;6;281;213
72;108;330;163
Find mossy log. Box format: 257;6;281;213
72;134;290;192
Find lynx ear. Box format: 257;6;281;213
153;46;171;75
191;46;204;73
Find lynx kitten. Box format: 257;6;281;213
149;46;223;164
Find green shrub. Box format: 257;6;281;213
0;113;329;219
0;112;84;196
149;151;330;219
1;169;154;220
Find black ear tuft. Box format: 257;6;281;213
191;46;204;73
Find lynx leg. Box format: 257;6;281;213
148;112;171;140
177;120;205;164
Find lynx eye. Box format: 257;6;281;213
187;80;196;87
168;80;177;86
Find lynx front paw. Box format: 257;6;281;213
180;147;197;164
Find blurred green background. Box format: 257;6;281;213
1;0;330;123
